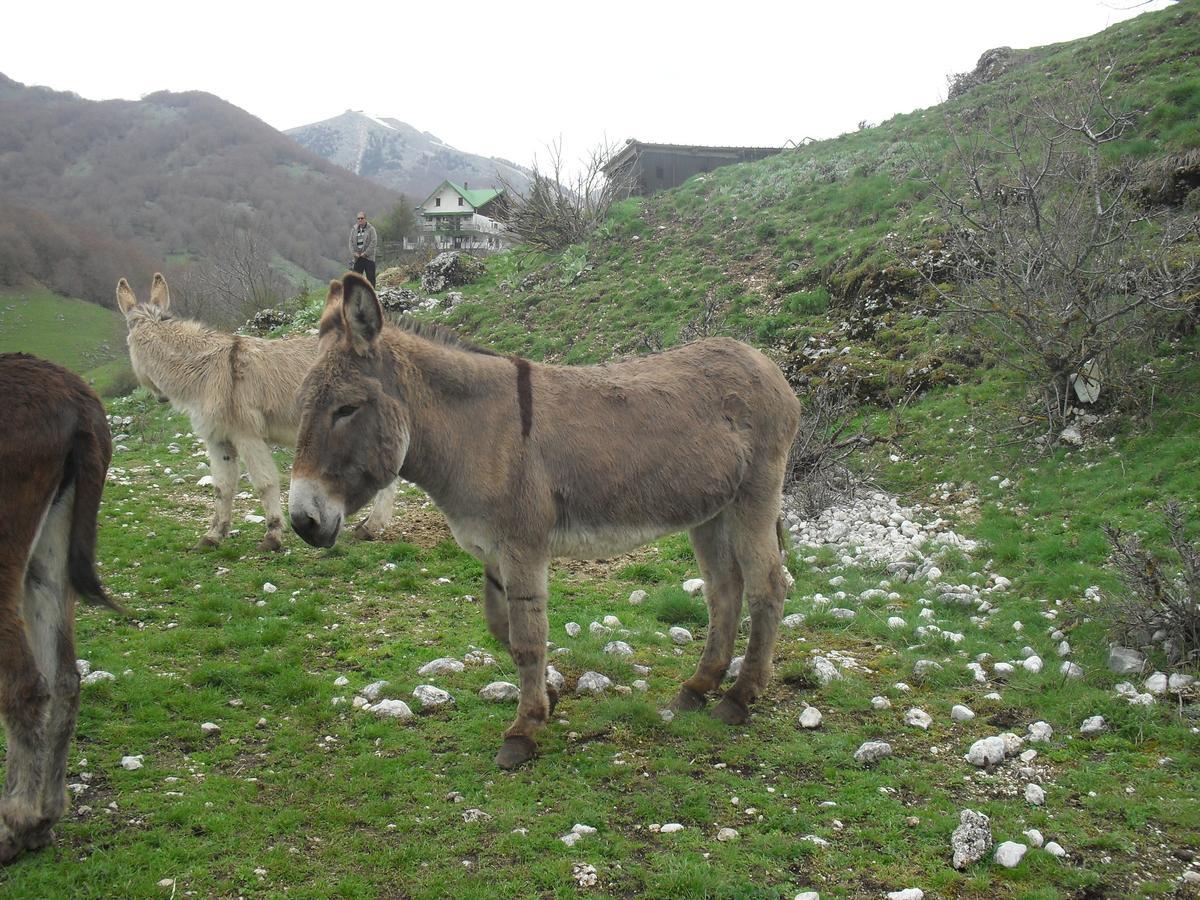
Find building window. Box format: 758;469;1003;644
435;197;441;207
458;197;464;206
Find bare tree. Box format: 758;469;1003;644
499;138;637;252
172;223;293;327
921;68;1200;438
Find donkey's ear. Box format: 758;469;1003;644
116;278;138;314
149;273;171;310
341;272;383;350
318;279;345;339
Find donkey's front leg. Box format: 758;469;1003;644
236;439;285;552
495;557;551;769
196;439;238;550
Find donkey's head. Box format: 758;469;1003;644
290;273;409;548
116;273;172;402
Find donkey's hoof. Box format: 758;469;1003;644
192;536;221;551
669;685;708;713
352;522;379;541
257;534;283;553
495;736;538;769
711;695;751;726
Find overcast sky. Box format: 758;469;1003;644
2;0;1176;168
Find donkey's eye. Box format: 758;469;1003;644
333;404;358;422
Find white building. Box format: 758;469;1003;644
411;181;510;251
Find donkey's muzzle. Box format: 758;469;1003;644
288;477;343;548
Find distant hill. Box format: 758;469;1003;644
287;110;532;201
0;75;399;307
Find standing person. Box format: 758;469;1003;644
349;211;378;286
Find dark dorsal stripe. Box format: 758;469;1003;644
512;357;532;438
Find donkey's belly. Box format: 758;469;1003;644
549;523;676;560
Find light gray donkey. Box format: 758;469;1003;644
289;274;802;768
117;274;396;551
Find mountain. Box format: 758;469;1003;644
286;110;532;201
0;76;398;309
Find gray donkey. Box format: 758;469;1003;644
117;274;396;551
289;274;801;768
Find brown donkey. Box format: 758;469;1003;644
0;353;118;863
289;274;802;768
117;274;396;551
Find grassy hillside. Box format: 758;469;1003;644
0;288;130;376
2;4;1198;898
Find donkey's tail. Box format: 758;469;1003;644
66;405;123;613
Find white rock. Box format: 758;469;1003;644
993;663;1014;677
417;657;463;676
887;616;907;630
717;827;740;842
794;892;820;900
1080;715;1106;735
120;755;144;771
1000;732;1024;756
589;621;610;636
781;613;806;629
682;578;705;596
200;722;220;736
565;621;581;637
811;656;842;685
1060;661;1084;679
572;823;597;836
604;640;634;657
333;675;350;687
994;841;1027;868
1145;672;1168;695
632;679;649;692
887;890;924;900
965;736;1006;768
412;685;453;709
1023;828;1044;848
951;705;975;722
603;615;622;629
262;582;277;594
1022;655;1043;674
1027;721;1053;743
628;589;648;605
871;696;892;710
801;834;829;847
76;659;91;677
361;680;390;701
905;708;933;730
725;656;743;680
913;660;942;679
1169;673;1195;692
197;475;214;487
800;707;823;729
1024;783;1045;805
576;671;612;695
951;808;992;869
82;671;116;685
1057;641;1071;657
853;741;893;765
829;608;856;620
545;666;565;693
1129;692;1156;707
1044;841;1066;858
479;681;519;702
668;626;693;645
1107;646;1144;674
371;699;413;719
659;823;684;833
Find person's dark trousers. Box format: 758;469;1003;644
352;257;377;287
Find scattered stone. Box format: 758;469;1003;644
951;808;993;869
829;608;856;620
1023;828;1044;848
371;699;413;720
660;823;684;833
871;696;892;710
853;741;893;765
545;666;565;693
262;582;277;594
965;736;1006;768
993;841;1027;868
1169;673;1195;692
795;892;820;900
576;671;612;695
669;626;693;645
333;675;350;687
800;707;823;729
905;708;933;730
417;657;463;676
565;622;581;637
1022;655;1043;674
361;680;390;701
572;862;598;887
887;890;924;900
76;659;91;677
682;578;705;596
1145;672;1168;695
120;755;144;771
951;705;975;722
717;827;740;842
1060;661;1084;679
461;808;492;823
887;616;907;630
412;685;453;709
479;682;519;702
82;671;116;685
200;722;220;737
725;657;743;680
811;656;842;685
1027;721;1053;743
632;679;649;692
629;589;648;605
1107;646;1145;675
1024;783;1045;806
1044;841;1066;858
604;640;634;657
603;615;622;629
913;660;942;679
782;613;806;629
1080;715;1106;735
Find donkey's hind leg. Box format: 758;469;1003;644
671;514;744;713
354;478;397;541
712;505;787;726
481;565;510;651
19;486;80;852
236;438;285;552
494;556;551;770
197;439;238;550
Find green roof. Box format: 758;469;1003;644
420;180;504;211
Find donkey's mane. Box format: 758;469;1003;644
388;316;502;358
